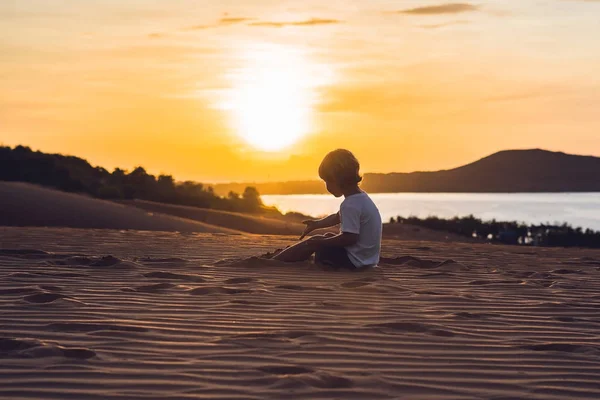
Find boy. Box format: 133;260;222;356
273;149;382;269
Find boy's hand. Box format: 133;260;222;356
299;220;319;240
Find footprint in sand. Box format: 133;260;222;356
189;286;253;295
521;343;599;354
0;338;96;359
258;365;314;375
89;256;121;267
131;283;178;293
0;287;40;296
550;269;584;275
0;249;49;256
23;292;70;304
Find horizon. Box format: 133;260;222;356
5;144;599;186
2;1;600;182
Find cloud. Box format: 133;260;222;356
183;16;254;31
185;24;213;31
149;16;339;38
399;3;479;15
219;17;254;24
421;20;470;29
249;18;341;28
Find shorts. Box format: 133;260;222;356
314;246;357;269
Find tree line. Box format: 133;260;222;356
0;145;275;214
390;215;600;248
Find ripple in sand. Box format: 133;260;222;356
224;277;255;284
267;369;354;390
341;277;377;289
47;322;148;333
138;257;189;263
553;316;579;323
275;284;334;292
369;322;455;337
143;271;206;282
9;271;89;279
521;343;599;354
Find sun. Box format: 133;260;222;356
221;44;330;152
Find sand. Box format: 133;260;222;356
2;227;600;399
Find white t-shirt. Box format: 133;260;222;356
339;192;382;267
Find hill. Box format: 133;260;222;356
0;145;276;215
213;149;600;195
120;199;308;235
0;182;240;233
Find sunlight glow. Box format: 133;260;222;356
221;44;332;152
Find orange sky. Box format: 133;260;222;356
2;1;600;182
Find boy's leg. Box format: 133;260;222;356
272;234;331;263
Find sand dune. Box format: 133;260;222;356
1;226;600;399
0;182;239;233
122;199;474;241
120;199;307;235
0;181;479;241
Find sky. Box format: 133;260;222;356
1;0;600;182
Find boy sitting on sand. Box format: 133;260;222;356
273;149;382;269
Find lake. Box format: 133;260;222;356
262;193;600;231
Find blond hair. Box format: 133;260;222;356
318;149;362;187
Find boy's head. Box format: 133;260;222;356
318;149;362;197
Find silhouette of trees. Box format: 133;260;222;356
0;145;274;215
391;215;600;248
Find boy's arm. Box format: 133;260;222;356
313;212;341;229
300;212;340;239
310;232;358;248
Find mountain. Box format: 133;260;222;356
213;149;600;195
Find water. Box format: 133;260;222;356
262;193;600;231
